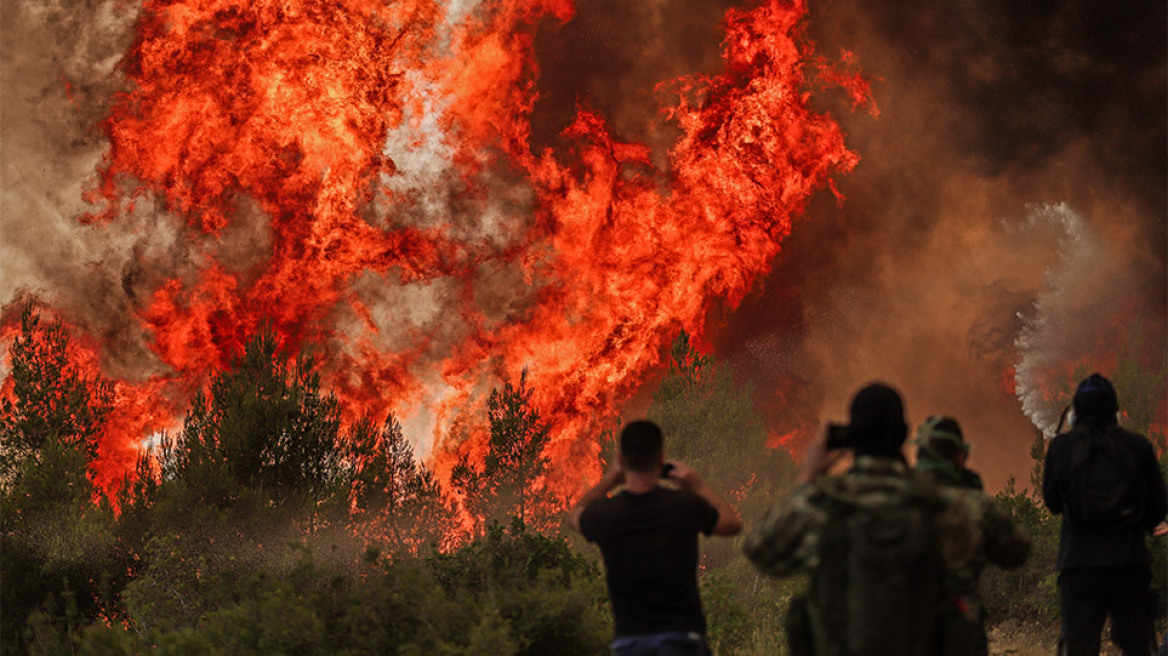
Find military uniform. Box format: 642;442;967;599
916;458;984;491
746;456;1030;656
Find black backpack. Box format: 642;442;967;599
798;474;948;656
1065;426;1147;531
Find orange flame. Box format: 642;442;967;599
10;0;872;500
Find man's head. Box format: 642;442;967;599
1072;373;1119;424
620;420;664;472
915;415;970;466
846;382;909;458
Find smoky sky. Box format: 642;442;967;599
3;0;1165;490
532;0;1167;489
747;0;1165;488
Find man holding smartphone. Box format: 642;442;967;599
569;419;742;655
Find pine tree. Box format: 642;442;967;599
647;331;796;566
346;413;450;552
0;302;112;494
159;327;344;511
451;371;552;531
648;331;789;493
0;303;119;654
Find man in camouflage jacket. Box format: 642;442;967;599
745;383;1030;656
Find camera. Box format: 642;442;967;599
660;462;675;479
825;424;851;450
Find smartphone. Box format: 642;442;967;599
660;462;675;479
825;424;851;450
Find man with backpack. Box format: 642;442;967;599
913;415;1024;656
1043;373;1167;656
744;382;1030;656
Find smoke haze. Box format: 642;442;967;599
718;0;1167;488
3;0;1164;492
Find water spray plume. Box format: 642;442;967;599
1012;203;1135;439
4;0;871;500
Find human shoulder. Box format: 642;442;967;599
1111;426;1156;451
1046;429;1079;456
578;490;626;530
934;483;993;518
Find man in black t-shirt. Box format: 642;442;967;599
569;420;742;656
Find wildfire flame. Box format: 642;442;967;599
5;0;871;498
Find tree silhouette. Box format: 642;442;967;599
451;371;551;530
346;413;450;552
0;302;112;492
0;303;118;654
160;327;343;510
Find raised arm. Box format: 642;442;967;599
568;457;624;535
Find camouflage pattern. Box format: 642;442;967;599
916;457;985;491
745;456;1030;656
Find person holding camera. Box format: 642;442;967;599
744;382;1029;656
569;419;742;656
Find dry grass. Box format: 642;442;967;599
987;619;1058;656
987;618;1159;656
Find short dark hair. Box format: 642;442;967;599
620;420;664;472
848;383;908;458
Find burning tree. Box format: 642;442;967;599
0;303;120;655
346;412;452;553
0;303;112;496
159;327;345;511
450;371;552;532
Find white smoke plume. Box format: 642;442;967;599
1013;204;1102;436
1012;203;1128;438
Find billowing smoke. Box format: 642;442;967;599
3;0;1163;496
709;0;1166;488
0;1;174;378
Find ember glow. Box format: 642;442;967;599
2;0;869;496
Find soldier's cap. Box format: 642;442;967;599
914;415;971;456
1072;373;1118;420
846;382;908;457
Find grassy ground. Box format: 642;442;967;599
988;619;1166;656
987;620;1058;656
730;619;1152;655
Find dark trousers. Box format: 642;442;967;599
1058;566;1156;656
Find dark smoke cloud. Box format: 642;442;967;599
533;0;1166;490
4;0;1164;490
720;0;1167;489
531;0;741;159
